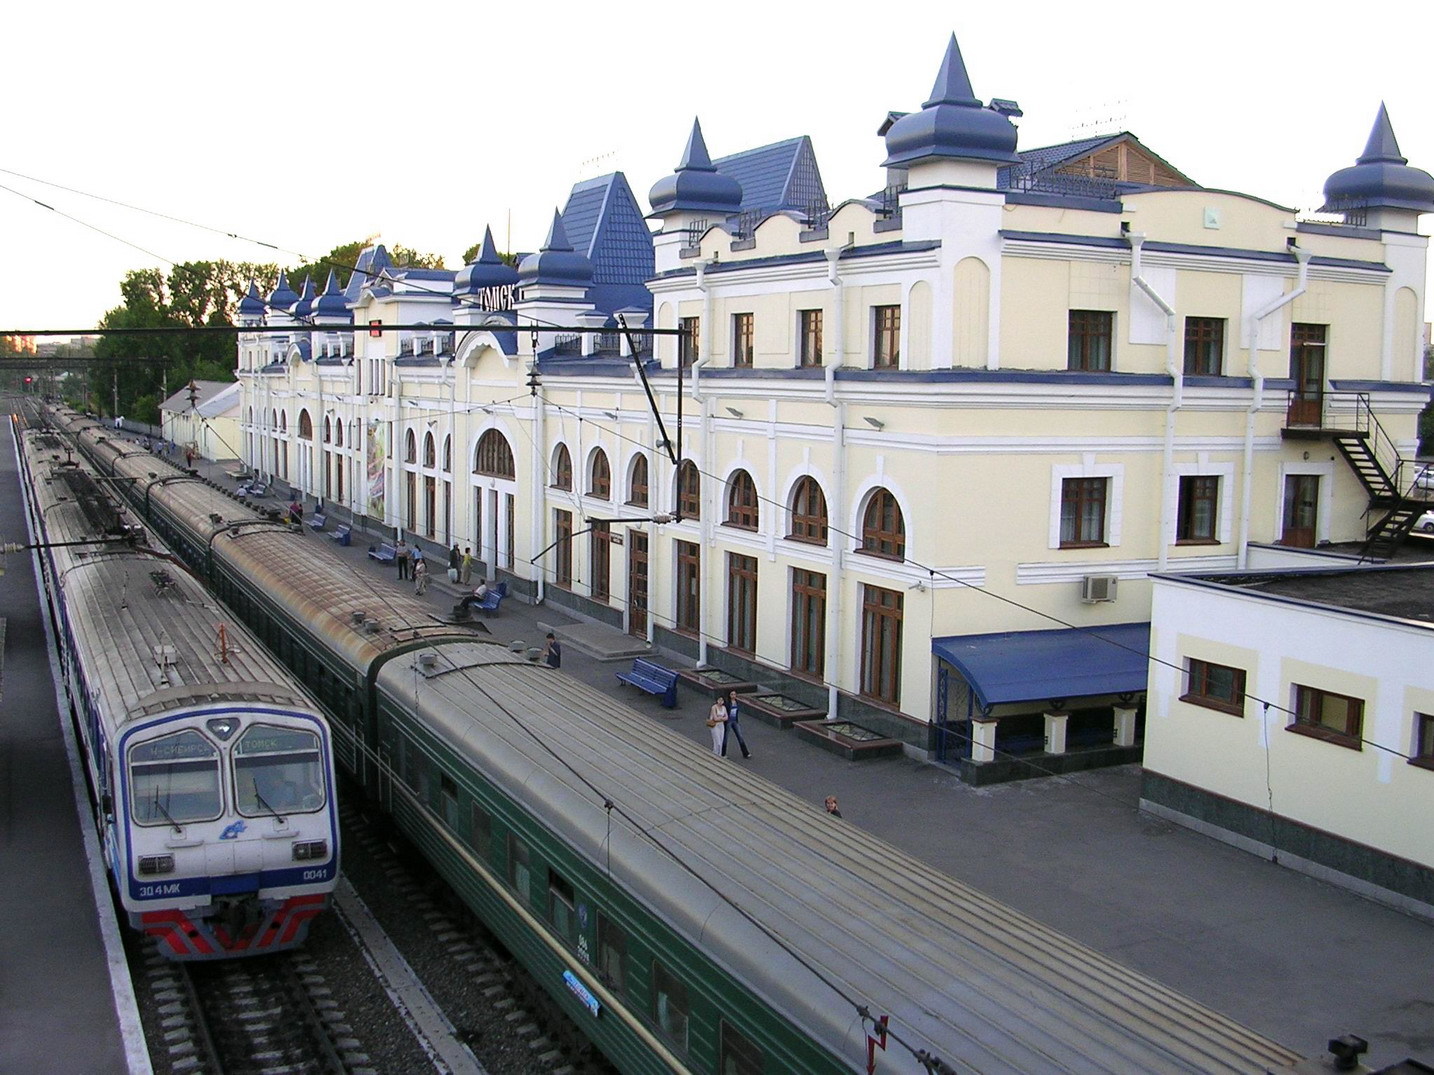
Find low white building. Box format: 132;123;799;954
1142;561;1434;919
160;380;241;462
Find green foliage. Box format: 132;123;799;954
1419;399;1434;458
459;239;518;267
284;239;446;294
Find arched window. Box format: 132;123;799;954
589;449;611;499
860;488;905;560
323;416;332;444
298;410;313;440
335;422;344;448
628;455;649;507
552;444;572;490
788;477;828;545
279;411;287;433
475;429;515;479
725;470;759;530
443;434;452;473
676;460;701;520
423;431;436;468
405;429;417;464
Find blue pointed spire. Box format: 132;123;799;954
454;224;519;296
518;209;594;288
648;117;744;216
267;269;300;310
292;275;316;319
238;280;265;318
1323;104;1434;217
882;33;1018;169
314;269;350;320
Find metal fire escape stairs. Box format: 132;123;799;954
1284;392;1429;562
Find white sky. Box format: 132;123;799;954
4;0;1433;331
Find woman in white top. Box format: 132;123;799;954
706;693;728;756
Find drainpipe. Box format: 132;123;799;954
1237;242;1311;566
1127;231;1181;570
823;244;849;719
693;259;714;667
531;360;546;605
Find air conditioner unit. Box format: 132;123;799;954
1080;574;1118;603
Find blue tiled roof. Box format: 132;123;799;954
313;270;351;321
345;244;392;301
883;35;1018;168
649;119;745;216
267;270;300;311
714;136;826;216
1323;104;1434;215
560;173;654;316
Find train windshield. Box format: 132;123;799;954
233;725;326;817
129;730;223;826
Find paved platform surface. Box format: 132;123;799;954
225;468;1433;1071
1;424;140;1074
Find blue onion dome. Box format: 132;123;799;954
313;270;351;319
517;211;594;287
454;226;520;296
292;275;316;320
267;269;300;311
648;118;744;215
237;280;265;318
882;35;1019;167
1323;105;1434;215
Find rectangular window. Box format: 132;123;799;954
860;584;903;706
651;961;690;1053
505;492;515;569
554;509;573;587
727;553;758;654
1060;477;1108;547
1182;658;1246;715
1289;684;1364;749
548;869;576;945
720;1021;766;1075
1183;317;1225;376
1068;310;1113;371
1176;475;1219;544
798;309;823;368
676;540;701;634
591;520;611;601
596;913;627;995
439;773;459;828
790;568;826;678
873;305;900;369
679;316;700;367
732;312;754;368
468;802;492;859
1413;714;1434;771
507;833;532;904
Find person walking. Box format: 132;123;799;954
460;546;473;585
395;539;411;580
720;688;752;758
448;544;461;583
413;555;429;595
706;693;728;756
541;632;562;669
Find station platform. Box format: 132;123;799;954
1;427;143;1073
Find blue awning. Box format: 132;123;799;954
932;622;1151;712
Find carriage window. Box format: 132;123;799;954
596;913;628;995
508;834;532;905
469;803;492;858
129;729;223;825
233;725;325;816
720;1021;766;1075
548;869;576;943
652;960;689;1053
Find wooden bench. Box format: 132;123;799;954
368;541;397;564
615;658;679;708
307;512;328;531
330;524;352;547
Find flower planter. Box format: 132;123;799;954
794;719;903;761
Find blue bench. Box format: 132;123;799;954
330;524;352;547
368;541;397;563
307;512;328;531
454;581;507;620
615;658;679;708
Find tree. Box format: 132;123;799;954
284;239;446;293
459;239;518;266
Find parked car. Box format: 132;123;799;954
1415;510;1434;535
1413;465;1434;493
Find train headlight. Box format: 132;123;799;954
292;840;327;861
138;854;175;876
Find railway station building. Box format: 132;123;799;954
233;34;1434;782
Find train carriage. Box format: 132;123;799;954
18;427;339;959
47;404;1310;1070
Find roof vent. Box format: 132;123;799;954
351;611;366;625
419;652;437;670
364;618;381;634
1079;574;1118;603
